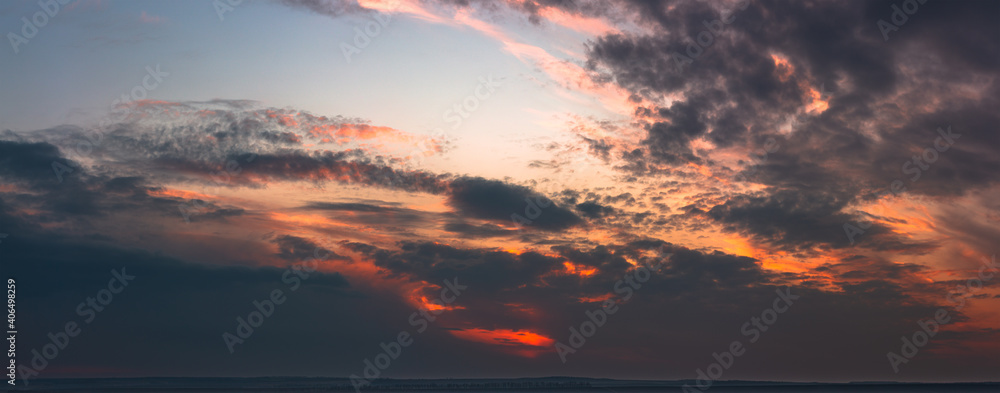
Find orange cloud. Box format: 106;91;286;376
269;212;356;229
264;109;300;127
357;0;449;24
577;293;614;303
536;6;615;36
563;261;597;277
770;53;829;114
308;123;411;144
771;53;794;82
403;280;467;312
149;188;215;201
449;328;555;357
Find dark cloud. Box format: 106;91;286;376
695;188;931;252
336;238;996;380
228;150;449;193
276;0;368;17
0;140;209;221
643;102;708;165
447;177;583;231
0;141;77;185
575;201;615;219
442;221;518;238
580;136;613;162
579;0;1000;253
303;202;402;213
273;234;349;262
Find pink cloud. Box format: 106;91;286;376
139;11;165;24
64;0;106;13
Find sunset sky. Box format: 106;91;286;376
1;0;999;384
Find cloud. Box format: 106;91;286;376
139;11;165;24
0;140;77;185
4;2;1000;380
442;221;519;238
572;0;1000;255
575;201;615;219
447;177;583;231
274;0;365;17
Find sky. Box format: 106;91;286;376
1;0;999;385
